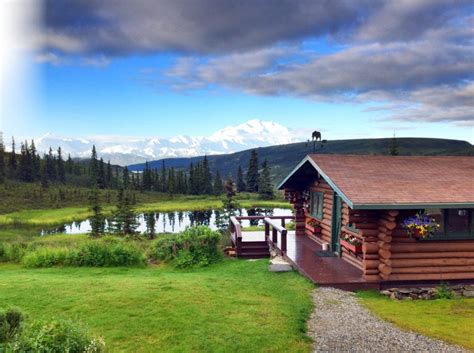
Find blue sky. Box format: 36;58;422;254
2;0;473;143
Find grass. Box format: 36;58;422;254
0;260;314;352
358;291;474;350
0;187;290;228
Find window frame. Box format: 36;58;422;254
310;191;324;220
422;208;473;241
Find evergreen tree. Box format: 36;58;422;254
143;161;152;190
98;158;106;189
123;166;130;189
57;147;66;183
167;167;175;194
258;160;274;200
40;160;48;189
66;154;73;174
45;147;56;181
216;176;240;230
213;170;224;195
236;165;246;192
112;189;138;236
144;213;156;239
30;140;40;180
160;160;167;192
389;134;399;156
0;133;5;184
246;149;259;192
89;188;105;237
18;141;33;182
90;145;99;186
9;137;17;171
202;156;213;194
106;161;112;188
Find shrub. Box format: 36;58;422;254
150;226;222;268
435;282;455;299
10;319;105;353
22;240;146;268
0;307;24;344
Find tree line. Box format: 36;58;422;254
0;133;274;199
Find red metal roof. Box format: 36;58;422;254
301;155;473;208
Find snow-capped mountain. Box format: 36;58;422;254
34;120;306;166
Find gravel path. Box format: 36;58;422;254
307;287;468;353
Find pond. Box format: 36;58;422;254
40;208;293;235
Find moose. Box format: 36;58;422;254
312;130;322;141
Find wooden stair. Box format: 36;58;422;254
239;241;270;259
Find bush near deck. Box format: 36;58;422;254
358;291;474;350
0;260;314;353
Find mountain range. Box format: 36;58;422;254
34;119;306;166
128;137;474;183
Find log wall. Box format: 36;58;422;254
387;210;474;281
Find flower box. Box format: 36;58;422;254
340;239;362;254
305;218;321;235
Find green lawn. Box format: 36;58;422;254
358;291;474;350
0;260;314;353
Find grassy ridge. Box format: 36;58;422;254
0;261;314;352
358;291;474;350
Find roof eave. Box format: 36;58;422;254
353;202;474;210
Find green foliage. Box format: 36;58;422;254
150;226;223;268
435;282;455;299
258;159;274;200
111;188;139;236
11;319;104;353
89;188;105;238
246;149;259;192
22;239;146;268
0;307;24;345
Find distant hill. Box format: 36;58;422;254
129;138;473;183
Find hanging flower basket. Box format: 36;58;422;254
402;213;440;239
340;234;362;254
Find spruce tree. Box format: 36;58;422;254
0;133;5;183
258;160;274;200
46;147;56;181
236;165;246;192
90;145;99;187
98;158;106;189
18;141;33;182
66;154;73;174
40;160;48;189
123;166;130;189
202;156;213;194
57;147;66;183
106;161;112;188
9;137;17;171
160;160;167;192
167;167;175;194
89;188;105;238
144;213;156;239
30;140;40;181
213;170;224;195
389;134;399;156
246;149;259;192
113;189;138;236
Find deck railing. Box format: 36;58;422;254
230;215;293;257
264;217;288;255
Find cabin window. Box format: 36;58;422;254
310;192;324;220
425;208;473;240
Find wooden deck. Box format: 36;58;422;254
242;231;379;291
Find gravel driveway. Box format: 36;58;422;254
307;287;468;353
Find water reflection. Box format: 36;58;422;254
39;208;293;236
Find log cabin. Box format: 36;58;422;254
277;154;474;286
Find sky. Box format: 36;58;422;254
1;0;473;143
